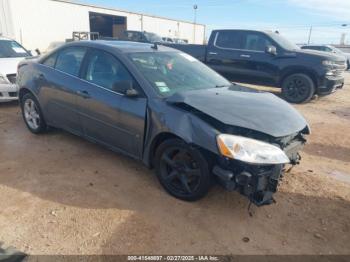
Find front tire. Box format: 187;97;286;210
281;73;315;104
155;139;211;201
21;93;47;134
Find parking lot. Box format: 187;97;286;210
0;73;350;255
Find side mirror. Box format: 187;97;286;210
112;80;139;97
266;45;277;56
126;88;139;97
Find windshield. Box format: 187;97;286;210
128;51;231;97
331;46;344;54
144;32;163;43
0;40;30;58
268;33;299;51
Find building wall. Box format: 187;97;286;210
2;0;205;51
0;0;15;38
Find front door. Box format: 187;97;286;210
233;31;278;85
77;48;147;158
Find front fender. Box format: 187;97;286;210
142;100;221;166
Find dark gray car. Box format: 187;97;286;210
17;41;310;206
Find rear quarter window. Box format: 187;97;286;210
42;52;58;68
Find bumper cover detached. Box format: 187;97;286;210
317;75;344;96
213;162;284;206
0;84;19;102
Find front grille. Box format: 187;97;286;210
333;61;347;71
6;74;17;84
9;92;18;97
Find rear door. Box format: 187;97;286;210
77;48;147;158
206;30;244;81
38;46;87;134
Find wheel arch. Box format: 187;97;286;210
146;131;218;169
147;132;182;168
279;67;318;89
19;88;38;104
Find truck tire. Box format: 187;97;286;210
281;73;315;104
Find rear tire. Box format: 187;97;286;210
155;139;211;201
281;73;315;104
21;93;47;134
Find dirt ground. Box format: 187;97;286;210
0;73;350;255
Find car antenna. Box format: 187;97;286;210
151;42;158;50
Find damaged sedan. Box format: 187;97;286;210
17;41;310;206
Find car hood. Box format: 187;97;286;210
166;87;308;138
296;49;345;62
0;57;26;75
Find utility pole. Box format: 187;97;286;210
140;14;144;32
193;4;198;44
341;24;348;45
307;26;312;44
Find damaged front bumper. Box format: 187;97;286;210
213;137;304;206
213;162;285;206
0;83;19;102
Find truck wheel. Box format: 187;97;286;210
281;73;315;104
21;93;47;134
155;139;211;201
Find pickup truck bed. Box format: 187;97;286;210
163;44;207;61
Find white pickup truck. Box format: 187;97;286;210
0;36;31;102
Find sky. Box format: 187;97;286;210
79;0;350;44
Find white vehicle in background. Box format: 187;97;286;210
0;36;31;102
301;44;350;70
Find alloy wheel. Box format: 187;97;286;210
23;98;41;130
159;147;202;196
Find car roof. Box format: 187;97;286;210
211;29;277;35
67;40;178;53
302;44;332;47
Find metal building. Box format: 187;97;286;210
0;0;206;51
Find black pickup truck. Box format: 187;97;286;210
166;29;346;103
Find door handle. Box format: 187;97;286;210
76;90;90;99
240;54;251;58
38;73;46;80
209;52;218;55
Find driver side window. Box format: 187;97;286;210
242;33;272;52
84;49;133;93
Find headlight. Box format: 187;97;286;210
0;74;9;84
322;60;335;67
217;134;290;164
325;70;336;76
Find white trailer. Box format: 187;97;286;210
0;0;206;51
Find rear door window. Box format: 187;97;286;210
55;47;87;77
215;31;243;49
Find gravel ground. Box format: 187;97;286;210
0;73;349;255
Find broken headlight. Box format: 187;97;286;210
217;134;290;164
0;74;9;84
